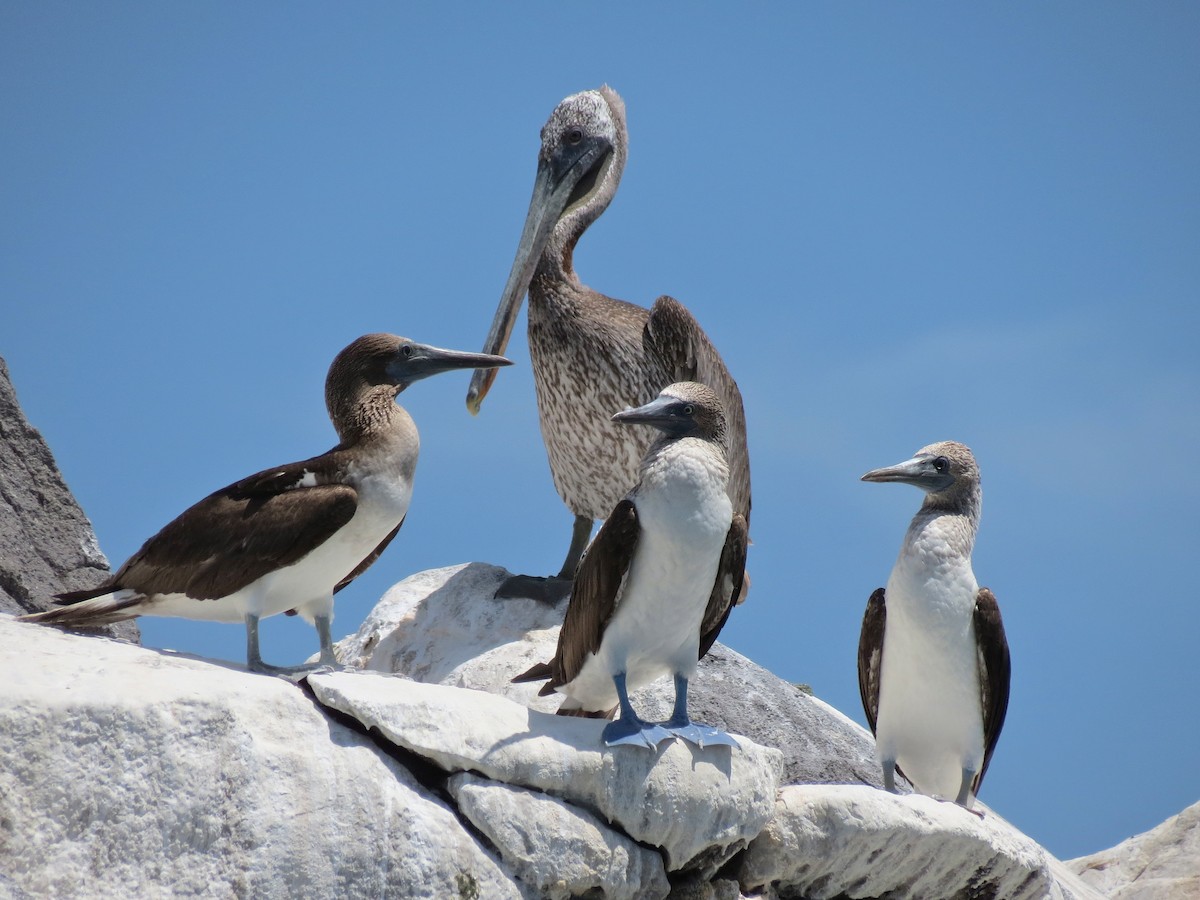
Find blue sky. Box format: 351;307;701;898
4;3;1197;861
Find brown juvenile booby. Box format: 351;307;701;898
857;440;1011;809
465;86;750;601
514;382;746;749
21;334;510;674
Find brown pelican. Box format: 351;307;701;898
857;441;1011;809
514;383;746;748
21;334;511;674
466;86;750;601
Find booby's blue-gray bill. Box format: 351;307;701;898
514;382;746;750
857;440;1011;810
465;86;751;604
21;334;511;676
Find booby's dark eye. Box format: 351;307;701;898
565;127;584;145
400;344;413;358
933;456;950;474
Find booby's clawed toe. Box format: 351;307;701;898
493;574;573;604
248;659;330;680
602;717;672;749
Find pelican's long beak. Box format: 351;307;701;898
465;162;563;414
466;134;613;415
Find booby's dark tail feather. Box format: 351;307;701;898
21;589;142;626
512;660;555;685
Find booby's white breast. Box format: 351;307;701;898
875;517;986;800
563;438;732;709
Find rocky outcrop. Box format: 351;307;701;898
2;560;1106;900
309;671;781;876
0;356;138;643
1069;799;1200;899
740;785;1100;900
0;617;522;899
327;561;1101;900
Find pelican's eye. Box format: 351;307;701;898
565;127;584;146
933;456;950;474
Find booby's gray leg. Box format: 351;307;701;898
494;514;592;604
313;614;338;667
955;768;973;806
602;672;672;749
882;758;898;793
244;612;334;677
245;613;268;672
663;674;739;748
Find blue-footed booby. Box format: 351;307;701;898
857;440;1010;810
21;334;510;675
465;86;750;602
513;382;747;749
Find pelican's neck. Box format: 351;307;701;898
536;118;628;290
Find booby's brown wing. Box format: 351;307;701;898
513;499;640;693
697;513;749;659
973;587;1011;793
643;295;751;526
62;458;359;603
857;588;887;736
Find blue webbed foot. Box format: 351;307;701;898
665;718;740;749
602;716;673;749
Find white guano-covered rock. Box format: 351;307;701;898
308;670;782;872
448;772;671;900
738;784;1104;900
0;616;524;900
1068;799;1200;900
332;562;888;790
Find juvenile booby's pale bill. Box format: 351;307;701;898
466;86;750;604
21;334;511;675
857;440;1011;810
514;382;747;750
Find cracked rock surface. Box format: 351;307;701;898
0;357;137;643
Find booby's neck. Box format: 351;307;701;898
327;385;415;448
636;435;730;498
901;488;982;566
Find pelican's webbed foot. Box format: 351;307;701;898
494;574;573;605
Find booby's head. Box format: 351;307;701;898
466;86;628;416
861;440;980;510
328;333;511;440
612;382;727;443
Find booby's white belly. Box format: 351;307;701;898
876;552;985;800
146;470;413;625
562;446;731;710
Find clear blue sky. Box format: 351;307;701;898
4;3;1197;861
